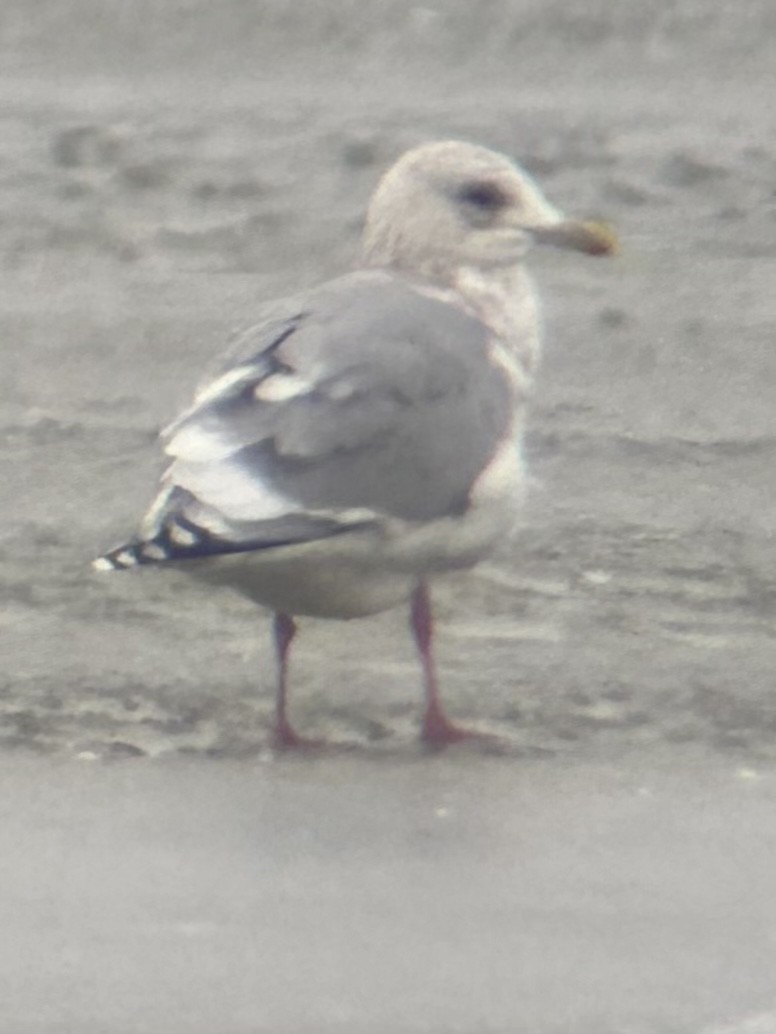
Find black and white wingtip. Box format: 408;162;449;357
93;539;171;571
92;516;212;572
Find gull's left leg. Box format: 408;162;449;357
270;612;322;750
409;581;479;746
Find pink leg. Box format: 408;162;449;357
270;612;321;750
410;582;477;746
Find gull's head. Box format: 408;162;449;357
362;140;617;283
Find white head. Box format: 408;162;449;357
362;140;616;284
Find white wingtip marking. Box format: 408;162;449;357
169;523;199;547
141;542;168;560
166;423;234;463
192;364;261;408
253;371;314;402
92;556;115;572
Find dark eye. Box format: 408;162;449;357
457;180;509;211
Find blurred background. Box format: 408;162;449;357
2;5;776;1034
1;0;774;756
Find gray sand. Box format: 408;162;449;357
1;1;775;1031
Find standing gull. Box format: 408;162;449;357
94;140;616;748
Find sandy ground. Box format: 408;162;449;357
1;1;775;1031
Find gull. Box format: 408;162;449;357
94;140;616;748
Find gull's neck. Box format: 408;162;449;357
361;253;544;382
454;263;543;381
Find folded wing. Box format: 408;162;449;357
121;271;515;564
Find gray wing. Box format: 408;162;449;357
140;271;514;557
